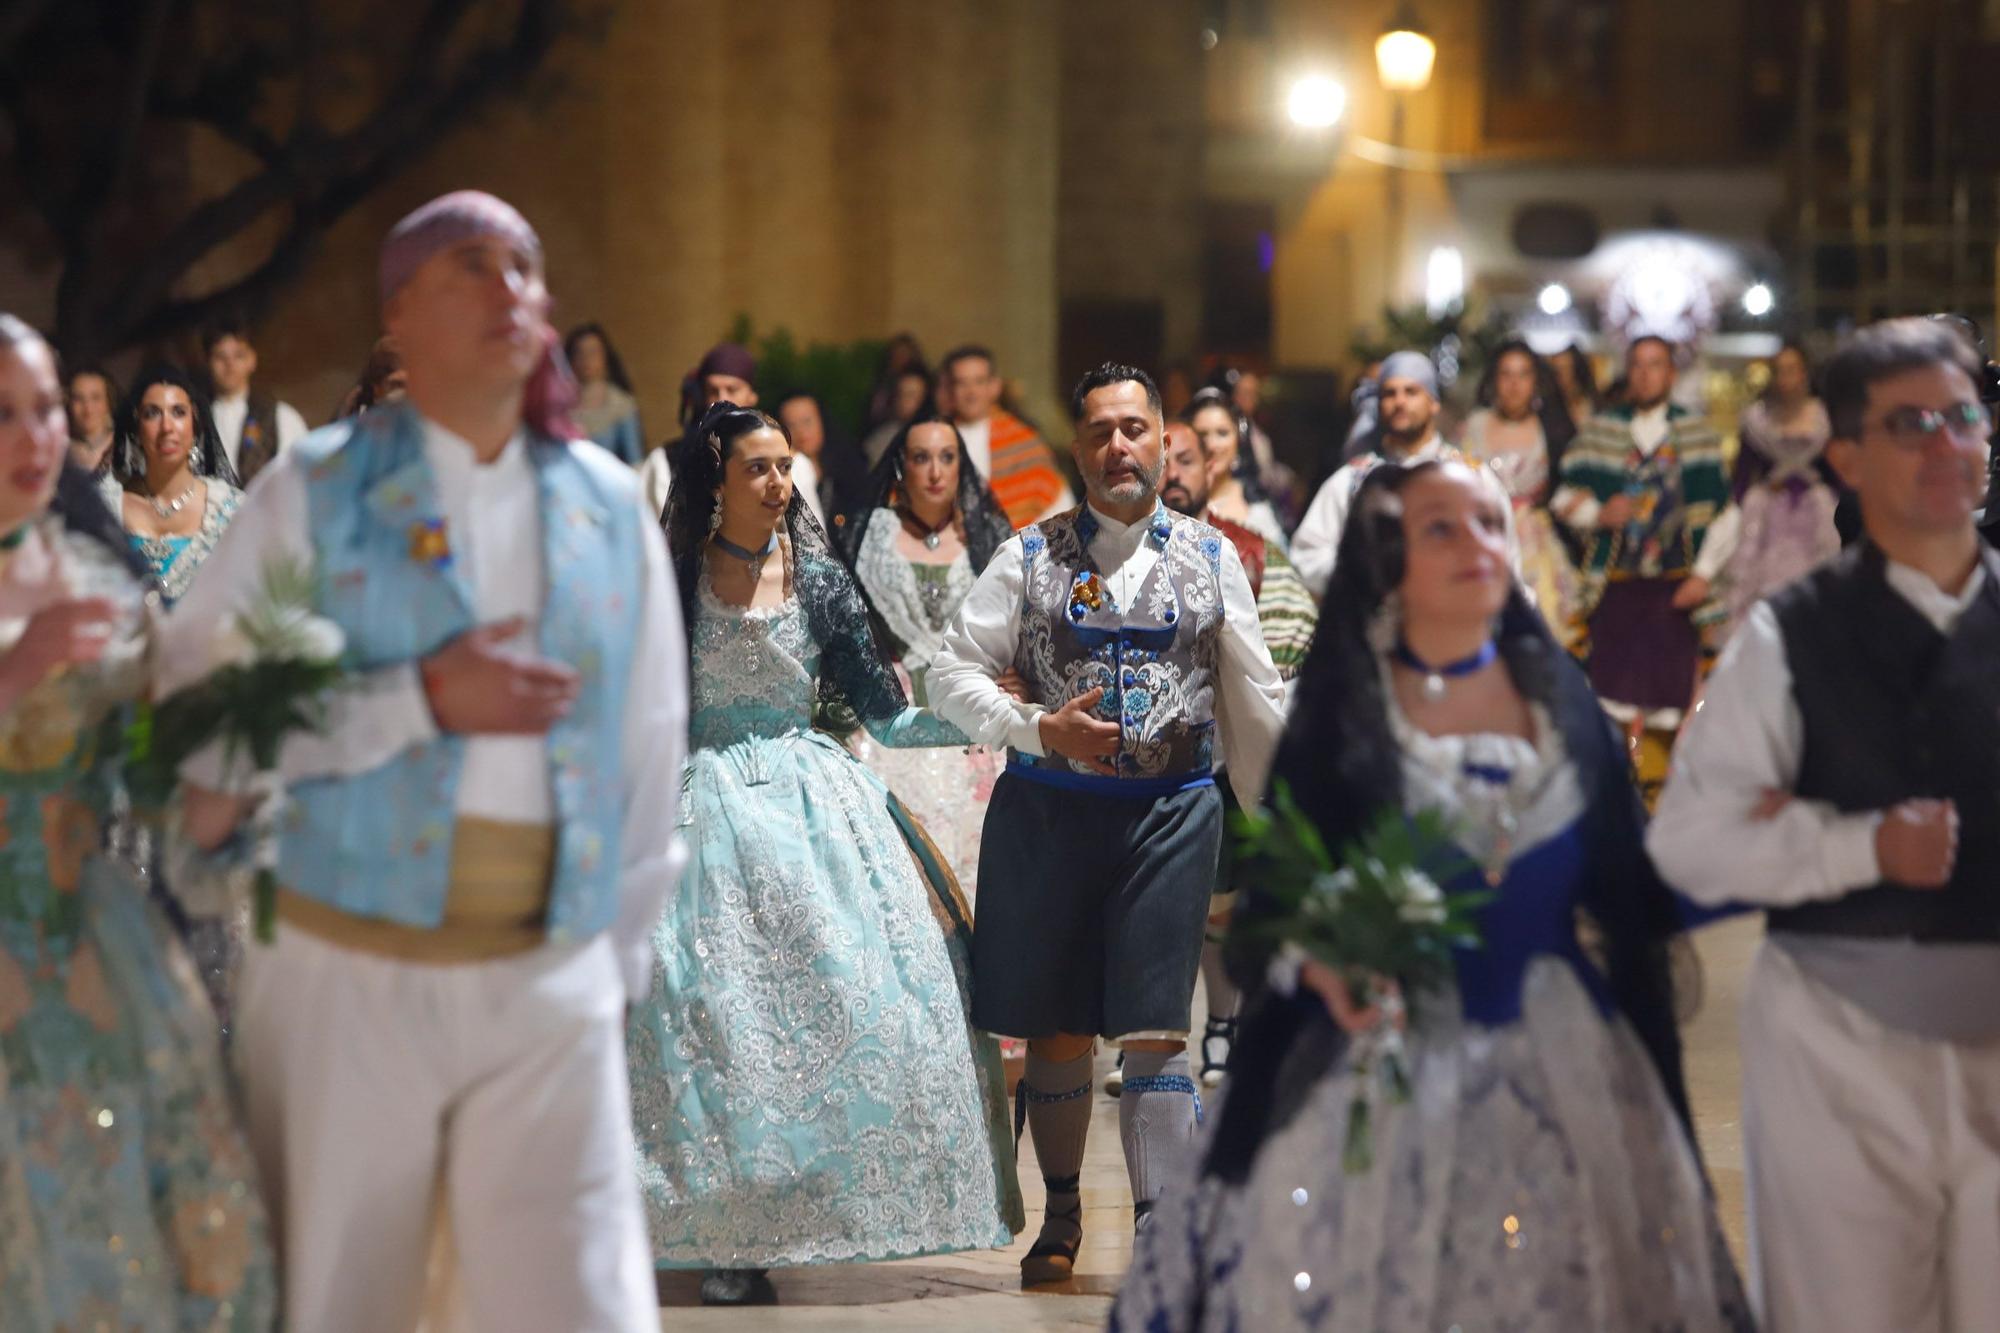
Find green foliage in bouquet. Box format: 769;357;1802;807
1231;780;1492;1171
1231;784;1488;1009
123;556;347;939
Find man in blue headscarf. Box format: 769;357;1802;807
1292;350;1510;596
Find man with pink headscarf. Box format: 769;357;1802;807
161;190;686;1331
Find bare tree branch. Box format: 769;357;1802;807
3;0;582;359
149;93;288;167
55;0;177;353
95;0;570;353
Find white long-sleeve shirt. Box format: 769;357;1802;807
1648;555;2000;1041
211;392;308;476
638;446;672;523
926;503;1288;808
158;415;689;1001
1290;435;1516;599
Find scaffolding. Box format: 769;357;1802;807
1790;0;2000;333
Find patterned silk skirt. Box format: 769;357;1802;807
1111;960;1750;1333
0;854;276;1331
627;729;1017;1268
847;733;999;907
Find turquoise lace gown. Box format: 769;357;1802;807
628;563;1019;1269
0;525;276;1330
125;480;242;607
124;479;247;1031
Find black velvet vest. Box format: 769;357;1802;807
1769;542;2000;942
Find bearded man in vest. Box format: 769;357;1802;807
930;363;1286;1286
165;191;686;1333
1651;316;2000;1333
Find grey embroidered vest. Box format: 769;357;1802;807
1010;504;1226;787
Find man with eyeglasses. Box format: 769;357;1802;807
1649;316;2000;1332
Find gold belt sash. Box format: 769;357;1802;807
277;817;556;963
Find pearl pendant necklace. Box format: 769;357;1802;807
1392;638;1498;703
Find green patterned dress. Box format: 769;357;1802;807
0;525;276;1331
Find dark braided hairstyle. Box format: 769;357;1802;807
1184;386;1276;507
837;413;1014;574
664;400;913;727
1473;338;1578;484
113;364;241;491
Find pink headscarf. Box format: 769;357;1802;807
378;190;578;439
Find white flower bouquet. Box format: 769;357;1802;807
128;557;346;940
1231;784;1490;1172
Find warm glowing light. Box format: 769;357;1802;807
1743;282;1775;317
1537;283;1573;316
1286;74;1349;129
1375;25;1436;94
1426;246;1464;317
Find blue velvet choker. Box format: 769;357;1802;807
1392;638;1497;703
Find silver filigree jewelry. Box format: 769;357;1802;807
148;480;199;518
1366;592;1404;657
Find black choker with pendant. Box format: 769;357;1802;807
898;506;955;551
1392;638;1498;703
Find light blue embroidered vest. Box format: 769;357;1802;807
1009;504;1225;793
277;404;642;941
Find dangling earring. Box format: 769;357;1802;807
706;495;723;537
1367;592;1404;657
190;441;205;474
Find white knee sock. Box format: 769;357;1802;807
1118;1049;1201;1215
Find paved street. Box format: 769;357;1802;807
653;915;1764;1329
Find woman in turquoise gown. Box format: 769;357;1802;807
112;366;244;607
628;403;1019;1308
110;366;248;1035
0;315;275;1330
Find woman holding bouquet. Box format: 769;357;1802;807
1111;458;1747;1331
628;402;1018;1307
0;315;275;1328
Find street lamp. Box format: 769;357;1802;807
1287;74;1349;130
1375;5;1437;94
1376;4;1435;305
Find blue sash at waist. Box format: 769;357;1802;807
1004;757;1214;800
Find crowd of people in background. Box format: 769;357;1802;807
66;309;1854;640
21;184;1997;1332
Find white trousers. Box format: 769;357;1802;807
233;927;656;1333
1741;941;2000;1333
